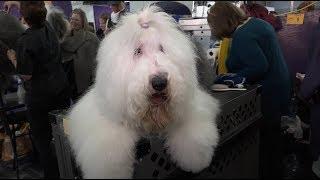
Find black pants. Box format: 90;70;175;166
26;91;71;179
62;61;80;101
259;97;284;179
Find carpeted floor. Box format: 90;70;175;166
0;155;42;179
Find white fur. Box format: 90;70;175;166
67;6;220;178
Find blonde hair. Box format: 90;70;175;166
207;2;247;39
72;8;89;31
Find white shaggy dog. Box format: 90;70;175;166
67;6;220;179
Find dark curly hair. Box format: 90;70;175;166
20;1;47;28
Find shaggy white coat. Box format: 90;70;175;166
67;6;220;179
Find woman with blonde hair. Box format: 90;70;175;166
61;8;100;101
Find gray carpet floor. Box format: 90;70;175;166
0;155;42;179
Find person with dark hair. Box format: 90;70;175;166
3;1;71;43
96;13;109;40
240;3;283;32
107;1;126;31
7;1;71;178
0;10;25;92
61;8;99;101
208;2;291;179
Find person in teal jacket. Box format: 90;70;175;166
208;2;291;179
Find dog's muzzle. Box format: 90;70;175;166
149;72;169;105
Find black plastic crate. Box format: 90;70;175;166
49;85;262;179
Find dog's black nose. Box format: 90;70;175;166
151;73;168;91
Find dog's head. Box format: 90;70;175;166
95;6;199;132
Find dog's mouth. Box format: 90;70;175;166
150;93;169;105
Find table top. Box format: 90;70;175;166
210;85;261;106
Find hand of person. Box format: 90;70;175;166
7;49;17;67
296;72;305;81
4;1;20;13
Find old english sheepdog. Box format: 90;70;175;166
67;6;220;179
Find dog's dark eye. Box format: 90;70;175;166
160;45;164;53
134;47;142;56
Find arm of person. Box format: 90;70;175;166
7;49;17;67
227;37;269;83
16;43;34;81
7;48;33;81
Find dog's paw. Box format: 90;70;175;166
165;132;214;173
165;120;218;173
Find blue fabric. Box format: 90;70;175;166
226;18;291;116
214;73;246;88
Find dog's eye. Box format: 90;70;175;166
160;45;164;53
134;47;142;56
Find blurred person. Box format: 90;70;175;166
107;1;126;31
3;1;20;13
208;2;291;178
3;1;70;43
7;1;71;178
61;8;100;101
240;3;283;32
297;1;315;13
45;1;70;43
96;13;109;40
0;9;25;95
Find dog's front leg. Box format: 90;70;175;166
165;95;219;173
74;122;139;179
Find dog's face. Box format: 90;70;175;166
95;7;199;132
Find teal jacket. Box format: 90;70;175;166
226;18;291;115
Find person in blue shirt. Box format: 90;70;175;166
207;2;291;179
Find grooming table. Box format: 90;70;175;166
50;85;262;179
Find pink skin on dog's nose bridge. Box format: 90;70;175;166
141;49;159;74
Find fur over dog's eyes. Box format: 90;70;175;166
134;47;142;56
